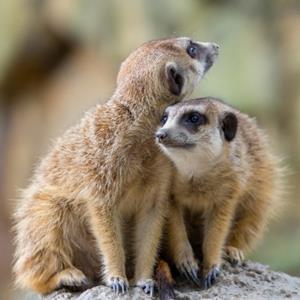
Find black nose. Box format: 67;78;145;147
156;131;168;142
212;43;220;52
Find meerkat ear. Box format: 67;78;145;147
221;112;238;142
165;62;184;96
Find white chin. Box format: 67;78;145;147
161;146;187;160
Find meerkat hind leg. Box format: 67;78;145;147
225;195;270;267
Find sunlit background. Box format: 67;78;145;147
0;1;299;299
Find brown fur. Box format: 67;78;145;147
157;97;282;284
13;38;219;294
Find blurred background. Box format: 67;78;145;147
0;0;299;299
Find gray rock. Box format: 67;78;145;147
44;261;300;300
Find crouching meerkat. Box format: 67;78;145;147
156;97;282;289
13;38;219;296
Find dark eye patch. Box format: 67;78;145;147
180;111;207;132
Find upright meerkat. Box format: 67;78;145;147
156;97;281;289
13;38;219;296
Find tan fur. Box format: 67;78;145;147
157;97;282;282
13;38;219;294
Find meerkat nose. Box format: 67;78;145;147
212;43;220;50
210;43;220;55
156;130;168;142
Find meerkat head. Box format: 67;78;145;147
155;98;238;176
116;37;219;101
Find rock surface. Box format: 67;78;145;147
44;261;300;300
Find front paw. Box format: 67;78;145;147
175;248;200;286
136;278;156;297
177;257;200;286
223;246;244;267
107;276;129;294
202;264;220;289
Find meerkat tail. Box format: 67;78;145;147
156;260;176;300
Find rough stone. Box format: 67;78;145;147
44;261;300;300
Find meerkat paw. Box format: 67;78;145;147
202;264;220;289
223;246;245;267
177;259;200;286
136;278;156;297
107;276;129;294
57;268;90;292
174;245;200;285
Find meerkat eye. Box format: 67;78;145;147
187;42;198;59
187;112;207;125
161;113;168;125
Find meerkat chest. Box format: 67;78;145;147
118;149;172;217
174;177;219;211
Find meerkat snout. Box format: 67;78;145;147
155;127;194;149
155;129;168;143
185;41;219;64
203;43;220;72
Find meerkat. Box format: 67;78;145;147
13;38;219;296
156;97;281;289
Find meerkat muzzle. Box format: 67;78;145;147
156;129;195;149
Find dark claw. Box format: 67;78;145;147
191;268;198;280
181;267;189;280
231;258;239;267
180;264;201;287
203;266;220;289
189;266;201;287
109;277;128;295
143;284;149;294
137;279;155;297
142;283;155;297
150;285;154;297
225;254;239;267
121;282;125;294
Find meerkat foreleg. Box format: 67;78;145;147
202;197;238;289
87;203;128;294
133;201;167;297
167;203;200;284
